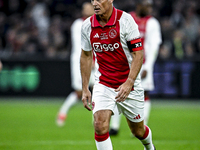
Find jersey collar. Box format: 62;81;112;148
91;6;118;28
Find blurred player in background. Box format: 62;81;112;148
81;0;156;149
0;60;3;72
56;2;95;127
109;0;162;135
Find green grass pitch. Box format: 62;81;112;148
0;98;200;150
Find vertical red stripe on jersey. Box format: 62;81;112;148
95;132;109;142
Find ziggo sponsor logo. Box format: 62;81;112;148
93;42;120;52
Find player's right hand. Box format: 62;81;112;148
81;89;92;111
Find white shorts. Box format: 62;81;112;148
92;83;144;122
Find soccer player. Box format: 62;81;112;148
56;2;95;126
80;0;155;149
109;0;162;136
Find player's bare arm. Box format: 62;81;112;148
115;50;143;102
80;49;93;111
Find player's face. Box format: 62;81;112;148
91;0;113;15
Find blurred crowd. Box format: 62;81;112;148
0;0;200;60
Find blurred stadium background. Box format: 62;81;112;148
0;0;200;150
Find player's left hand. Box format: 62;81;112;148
115;78;134;102
141;70;147;79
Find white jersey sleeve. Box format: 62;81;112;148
143;17;162;70
81;17;92;51
121;12;141;41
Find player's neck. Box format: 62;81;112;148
97;7;113;27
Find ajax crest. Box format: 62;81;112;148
109;29;117;38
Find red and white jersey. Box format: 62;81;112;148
129;12;162;91
81;7;143;90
